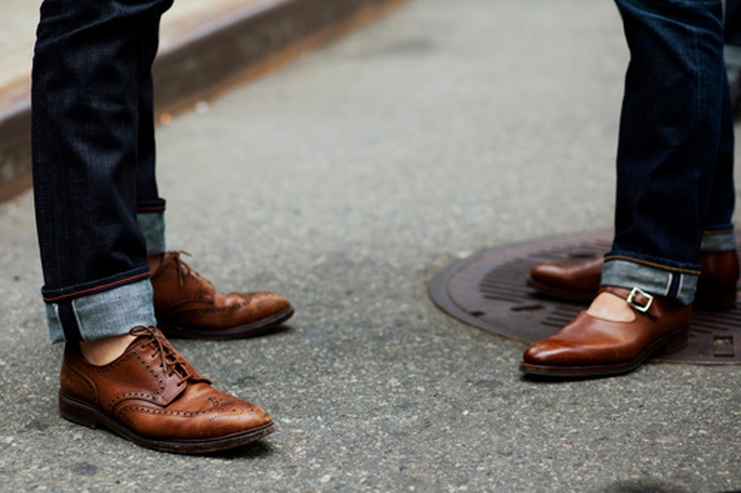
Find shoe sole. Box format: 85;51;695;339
159;305;295;340
527;277;737;310
59;391;276;454
519;325;690;378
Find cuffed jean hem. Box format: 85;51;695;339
137;210;166;256
700;229;737;252
601;258;698;305
47;279;157;344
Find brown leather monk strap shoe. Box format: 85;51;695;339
151;252;294;339
59;326;275;453
527;250;739;309
520;287;691;378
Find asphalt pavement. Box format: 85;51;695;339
1;0;740;491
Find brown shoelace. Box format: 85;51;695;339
168;251;212;289
130;325;193;381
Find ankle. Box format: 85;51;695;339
586;290;637;322
147;253;164;275
79;334;137;366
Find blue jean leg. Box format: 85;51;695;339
603;0;733;305
33;0;172;342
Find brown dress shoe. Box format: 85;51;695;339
520;287;691;377
527;250;739;309
59;326;275;453
151;252;294;339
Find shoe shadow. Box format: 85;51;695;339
520;373;607;384
196;440;275;460
258;323;293;338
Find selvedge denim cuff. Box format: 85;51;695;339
700;229;737;252
601;258;698;305
137;210;166;256
47;279;157;343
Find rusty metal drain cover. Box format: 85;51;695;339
429;231;741;365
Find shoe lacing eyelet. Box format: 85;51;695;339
129;325;192;382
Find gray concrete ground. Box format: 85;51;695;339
1;0;741;491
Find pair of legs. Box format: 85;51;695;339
33;0;292;452
522;0;737;377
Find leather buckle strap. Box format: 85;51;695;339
626;287;654;313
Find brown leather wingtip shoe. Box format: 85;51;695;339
151;252;294;339
520;287;691;378
59;326;275;453
527;250;739;309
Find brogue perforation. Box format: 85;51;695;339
59;326;275;452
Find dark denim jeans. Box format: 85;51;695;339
603;0;736;304
32;0;173;342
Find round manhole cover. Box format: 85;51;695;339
429;231;741;365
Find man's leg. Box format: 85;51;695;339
522;0;727;377
605;0;726;299
32;0;171;344
127;15;295;339
134;6;168;261
528;0;738;308
696;70;739;306
32;0;276;451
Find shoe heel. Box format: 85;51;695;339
59;391;100;429
662;326;690;354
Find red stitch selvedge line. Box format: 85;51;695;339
603;255;701;275
703;228;734;236
43;272;150;303
136;205;166;212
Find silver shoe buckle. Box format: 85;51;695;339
626;287;653;313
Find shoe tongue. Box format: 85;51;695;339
131;326;212;385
